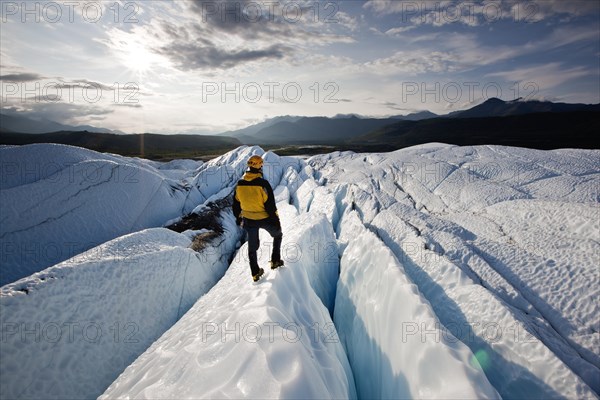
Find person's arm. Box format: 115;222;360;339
263;180;278;219
232;186;242;224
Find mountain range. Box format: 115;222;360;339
1;98;598;155
353;110;600;151
0;131;241;159
220;98;599;146
0;112;125;135
224;110;439;145
447;97;600;118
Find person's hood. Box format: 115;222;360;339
242;171;262;181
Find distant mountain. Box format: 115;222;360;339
222;98;599;146
224;111;443;145
393;111;439;121
0;113;125;134
449;98;600;119
221;115;302;143
350;110;600;151
243;115;404;145
332;113;365;119
0;131;241;159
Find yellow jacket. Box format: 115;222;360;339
233;171;278;221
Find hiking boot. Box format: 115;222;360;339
252;268;265;282
270;260;284;270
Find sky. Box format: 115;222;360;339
1;0;599;134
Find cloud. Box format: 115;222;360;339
445;98;482;111
364;0;487;24
438;32;520;66
382;101;409;111
406;32;442;43
334;11;360;31
536;25;599;48
486;62;593;90
0;72;119;92
364;25;597;77
365;31;520;75
363;0;600;25
185;0;340;33
363;0;418;15
1;101;113;125
113;103;143;108
52;79;116;92
0;73;45;82
101;1;354;73
156;41;290;70
365;50;460;75
385;26;417;36
514;0;600;21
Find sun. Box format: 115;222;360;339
120;41;159;75
107;26;171;79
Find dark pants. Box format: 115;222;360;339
243;218;282;276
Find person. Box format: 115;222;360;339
233;155;284;282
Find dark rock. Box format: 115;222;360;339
166;194;233;235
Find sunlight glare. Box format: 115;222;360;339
119;40;161;75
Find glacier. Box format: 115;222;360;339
0;143;598;399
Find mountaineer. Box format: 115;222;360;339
233;155;284;282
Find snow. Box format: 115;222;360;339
310;143;599;397
281;166;303;197
336;210;499;399
293;178;318;213
0;216;239;400
2;143;599;399
186;146;301;210
0;145;195;285
477;200;600;369
283;212;339;315
100;205;356;400
0;144;300;285
371;209;595;398
309;186;341;229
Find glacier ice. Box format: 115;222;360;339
1;143;599;399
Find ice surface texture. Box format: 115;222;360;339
1;143;598;399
